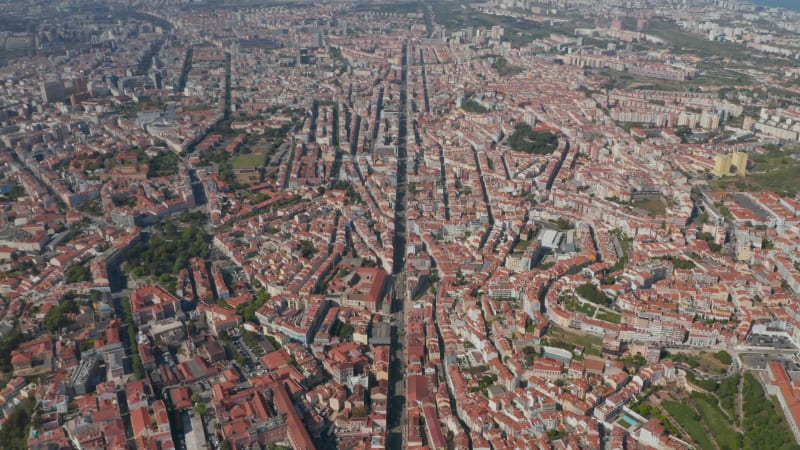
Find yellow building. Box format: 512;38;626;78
713;152;748;177
731;152;748;176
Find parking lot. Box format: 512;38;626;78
228;336;267;376
741;353;800;371
746;333;797;350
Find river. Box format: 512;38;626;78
746;0;800;12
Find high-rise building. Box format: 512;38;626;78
40;77;65;103
299;48;311;65
150;71;163;90
731;151;748;175
713;152;747;177
41;75;88;104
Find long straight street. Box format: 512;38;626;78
387;40;410;450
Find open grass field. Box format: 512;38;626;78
546;326;603;356
350;1;423;14
647;19;798;70
639;368;800;450
562;296;596;316
648;20;751;61
749;166;800;198
692;393;741;449
715;146;800;198
663;395;742;449
513;239;532;254
671;350;731;375
694;350;731;375
595;310;621;324
749;145;800;172
430;0;567;47
656;372;800;450
604;67;750;93
662;401;715;450
232;151;266;169
592;18;762;93
631;198;667;216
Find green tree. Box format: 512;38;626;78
0;330;25;372
713;351;732;365
65;264;92;283
576;283;610;306
741;373;800;449
236;289;271;323
0;397;35;449
43;299;79;331
461;99;489;114
525;317;535;333
522;346;537;365
508;123;558;154
299;240;316;259
671;257;696;270
125;223;210;277
492;57;523;77
122;297;145;379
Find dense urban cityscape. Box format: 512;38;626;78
1;0;800;449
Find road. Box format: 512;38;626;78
737;374;744;425
387;40;410;450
